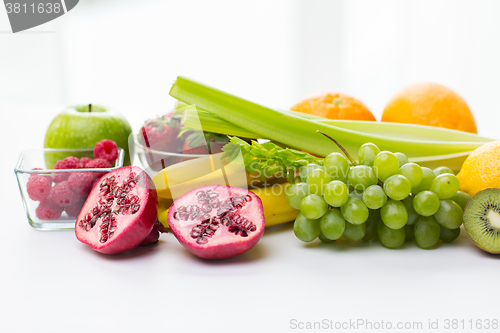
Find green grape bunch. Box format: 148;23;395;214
287;133;468;250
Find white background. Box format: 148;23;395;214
1;1;500;332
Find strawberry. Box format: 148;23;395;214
139;112;182;152
182;131;229;155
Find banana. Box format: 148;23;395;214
158;209;170;229
157;182;298;229
251;183;299;227
153;153;286;199
157;197;173;229
158;197;173;213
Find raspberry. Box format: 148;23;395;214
32;168;53;183
54;156;81;183
54;156;81;170
50;181;80;207
86;158;112;169
86;158;112;179
36;200;63;220
26;175;52;201
79;157;93;168
67;172;95;198
94;139;119;164
54;174;69;183
65;199;85;217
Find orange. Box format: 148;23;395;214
291;92;376;121
457;141;500;196
381;83;477;133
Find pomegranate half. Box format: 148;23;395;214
168;185;265;259
75;166;157;254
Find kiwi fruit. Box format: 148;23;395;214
463;188;500;253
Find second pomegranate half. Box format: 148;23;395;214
168;185;265;259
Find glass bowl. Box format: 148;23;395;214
14;148;124;230
132;137;208;173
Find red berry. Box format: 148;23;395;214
53;174;69;183
54;156;81;183
65;199;85;217
54;156;81;170
32;168;53;183
94;140;119;164
139;114;182;152
36;200;63;220
26;175;52;201
79;157;93;168
86;158;112;178
50;181;80;207
86;158;112;169
67;172;95;198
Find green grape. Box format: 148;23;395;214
343;222;366;241
451;190;471;210
358;143;380;166
434;199;463;229
324;153;349;182
439;226;461;242
377;220;405;249
429;174;460;199
363;185;387;209
348;165;377;191
412;167;435;194
299;163;322;182
341;197;369;225
404;224;415;241
363;209;380;241
399;163;423;188
381;199;408;229
394;152;409;167
306;168;332;195
383;174;412;200
349;189;364;200
294;213;321;242
286;182;309;210
414;216;441;249
433;166;454;177
318;232;336;243
300;194;328;219
323;180;349;207
319;208;345;240
373;151;400;182
402;196;419;225
413;190;440;216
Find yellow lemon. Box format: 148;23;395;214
457;141;500;196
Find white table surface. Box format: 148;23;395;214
2;104;500;333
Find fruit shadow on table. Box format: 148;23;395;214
173;243;268;266
77;241;165;261
303;239;376;251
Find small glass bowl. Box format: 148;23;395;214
14;148;124;230
132;137;207;172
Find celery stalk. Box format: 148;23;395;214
183;107;492;144
170;76;489;159
183;108;258;138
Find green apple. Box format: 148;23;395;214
44;104;133;168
